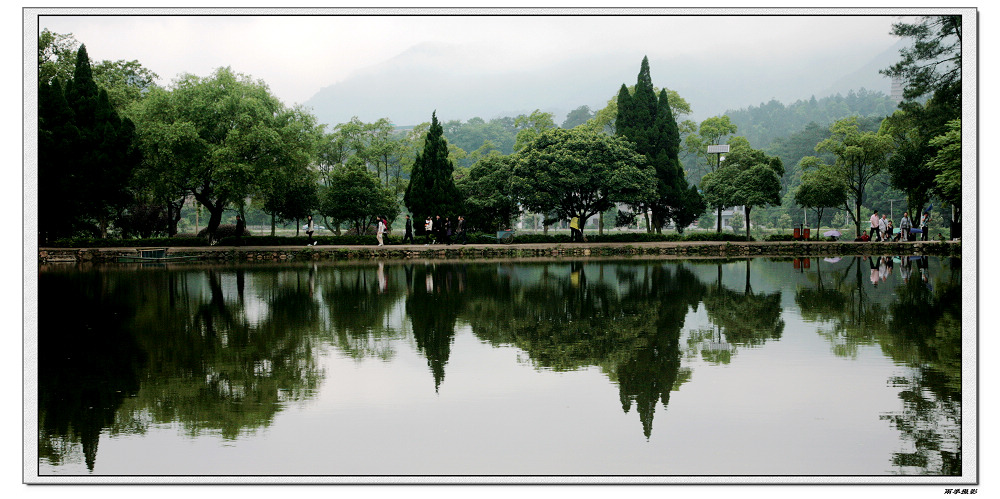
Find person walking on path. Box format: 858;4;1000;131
920;211;931;241
402;215;414;244
443;217;453;245
235;214;246;246
878;214;888;242
869;210;880;241
456;216;467;244
376;216;386;246
900;212;912;241
570;216;581;242
424;216;434;245
306;215;316;246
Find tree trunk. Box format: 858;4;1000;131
717;206;723;233
855;199;862;239
203;203;224;242
744;206;752;241
271;213;276;236
598;211;604;236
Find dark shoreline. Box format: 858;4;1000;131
38;240;962;264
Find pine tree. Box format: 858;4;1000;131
39;44;140;242
617;57;704;232
404;112;464;229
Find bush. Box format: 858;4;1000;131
765;234;796;242
197;224;251;239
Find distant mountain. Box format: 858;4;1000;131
302;40;903;128
818;39;907;100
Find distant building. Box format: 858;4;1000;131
891;77;905;105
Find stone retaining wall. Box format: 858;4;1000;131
38;240;962;264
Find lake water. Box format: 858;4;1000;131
33;256;964;480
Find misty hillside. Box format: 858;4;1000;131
303;39;907;128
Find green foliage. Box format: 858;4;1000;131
814;116;895;237
49;235;209;248
457;153;520;232
512;128;656;229
320;163;399;235
881;16;962;104
38;44;141;243
795;159;847;233
513;109;558;152
197;223;252;239
130;67;319;240
561;105;594;128
928;119;961;207
724;90;896;150
616;57;704;232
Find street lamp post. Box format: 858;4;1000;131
707;145;730;232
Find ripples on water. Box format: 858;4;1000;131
35;256;963;477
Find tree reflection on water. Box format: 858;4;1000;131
37;255;963;474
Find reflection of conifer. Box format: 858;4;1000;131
406;265;462;391
616;265;702;439
37;272;146;471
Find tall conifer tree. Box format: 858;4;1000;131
39;44;139;242
404;112;464;229
617;57;704;232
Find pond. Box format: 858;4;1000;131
33;255;964;480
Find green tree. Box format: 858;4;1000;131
37;29;78;86
881;16;962;105
879;109;937;217
513;109;558;152
320;161;398;235
684;115;739;179
38;44;141;242
813;116;895;238
403;112;464;226
616;57;703;233
927;119;961;237
561;105;594;128
584;83;692;136
702;143;783;240
795;158;847;239
457;152;520;232
512;128;656;238
130;67;319;241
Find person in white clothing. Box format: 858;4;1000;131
376;217;385;246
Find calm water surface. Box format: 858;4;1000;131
35;256;962;477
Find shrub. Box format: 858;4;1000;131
197;224;251;239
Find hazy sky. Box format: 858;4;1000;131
35;10;907;108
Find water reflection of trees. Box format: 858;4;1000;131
702;259;784;348
461;261;705;439
317;263;406;360
38;265;326;471
406;264;465;391
38;270;147;471
794;256;963;475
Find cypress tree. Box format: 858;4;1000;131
39;44;140;241
404;112;464;229
616;57;704;232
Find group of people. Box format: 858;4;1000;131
865;209;931;242
412;215;467;245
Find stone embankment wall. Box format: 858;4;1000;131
38;240;962;264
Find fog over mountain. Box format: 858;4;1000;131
303;39;907;128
